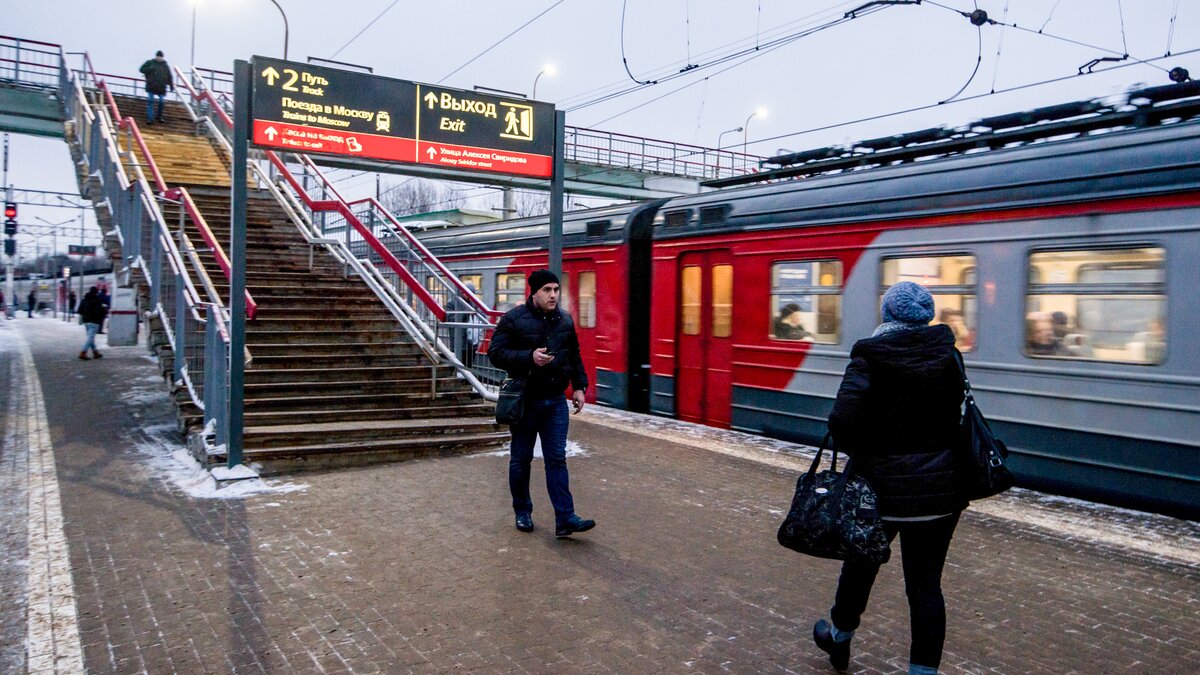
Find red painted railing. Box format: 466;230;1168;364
164;187;259;319
95;78;168;194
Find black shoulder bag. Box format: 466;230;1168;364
777;433;891;564
495;378;526;425
953;351;1016;500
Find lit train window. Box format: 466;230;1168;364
712;265;733;338
1026;247;1165;364
881;254;977;352
459;274;483;298
495;273;525;312
681;266;702;335
770;260;842;344
578;272;596;328
559;274;570;312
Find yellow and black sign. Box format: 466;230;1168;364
249;56;556;178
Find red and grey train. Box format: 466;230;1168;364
416;89;1200;519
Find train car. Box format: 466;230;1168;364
414;200;662;410
417;99;1200;519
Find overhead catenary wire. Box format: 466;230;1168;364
989;0;1010;93
572;4;885;113
438;0;565;84
1166;0;1182;55
559;0;864;108
940;1;984;104
330;0;401;59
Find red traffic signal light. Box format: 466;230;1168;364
3;202;15;220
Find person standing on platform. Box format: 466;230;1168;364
139;50;174;124
26;289;37;318
812;281;967;675
77;287;108;360
488;269;595;538
67;290;77;319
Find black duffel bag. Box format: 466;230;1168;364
495;377;526;425
777;433;891;564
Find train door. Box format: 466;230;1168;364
563;260;598;402
675;250;734;428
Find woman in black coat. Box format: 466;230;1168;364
812;281;967;675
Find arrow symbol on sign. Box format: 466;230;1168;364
264;126;278;141
262;67;280;85
424;92;438;109
426;146;437;159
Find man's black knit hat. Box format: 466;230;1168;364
528;269;560;294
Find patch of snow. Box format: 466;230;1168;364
478;437;588;458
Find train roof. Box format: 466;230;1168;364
416;108;1200;256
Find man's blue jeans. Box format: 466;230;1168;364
82;322;100;352
146;92;165;122
509;396;575;526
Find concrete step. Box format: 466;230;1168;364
245;329;408;345
246;317;403;333
247;341;420;358
246;365;441;384
244;417;503;448
243;375;462;396
212;431;511;474
243;402;492;425
242;389;479;413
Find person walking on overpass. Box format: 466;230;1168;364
488;269;595;538
77;287;108;360
812;281;968;675
139;50;174;124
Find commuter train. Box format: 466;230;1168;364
415;90;1200;519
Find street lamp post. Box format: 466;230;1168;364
532;63;557;100
717;126;743;178
267;0;290;60
743;107;768;155
190;2;197;66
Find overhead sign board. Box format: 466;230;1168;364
68;244;96;256
249;56;555;178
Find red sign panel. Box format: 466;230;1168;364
417;141;553;179
252;120;415;163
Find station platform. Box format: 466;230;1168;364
3;316;1199;674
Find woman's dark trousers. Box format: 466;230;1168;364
508;396;575;527
830;512;961;669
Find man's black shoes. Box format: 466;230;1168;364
515;513;534;533
813;619;850;672
555;515;596;538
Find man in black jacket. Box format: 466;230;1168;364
488;269;595;537
139;50;174;124
77;287;108;360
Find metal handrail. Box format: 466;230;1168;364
163;186;259;318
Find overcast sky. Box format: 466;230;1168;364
5;0;1198;255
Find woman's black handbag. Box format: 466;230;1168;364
777;434;891;564
954;351;1015;500
495;378;526;425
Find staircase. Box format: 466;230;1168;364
110;95;508;473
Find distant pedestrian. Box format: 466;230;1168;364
812;281;967;675
488;269;595;538
138;50;174;124
97;284;111;333
77;287;108;360
68;290;77;318
26;289;37;318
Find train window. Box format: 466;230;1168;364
770;260;842;344
495;273;525;312
699;205;731;226
681;266;702;335
664;210;692;228
586;220;609;238
424;276;448;311
578;272;596;328
881;254;977;351
459;274;483;298
1026;247;1166;364
559;274;570;312
712;265;733;338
